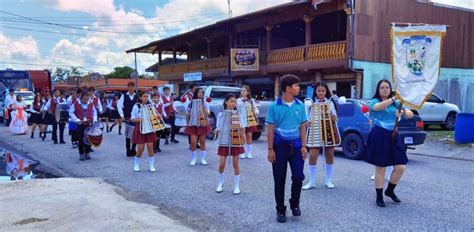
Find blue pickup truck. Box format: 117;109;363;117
336;99;427;159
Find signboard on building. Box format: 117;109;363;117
183;72;202;82
391;24;446;109
231;48;259;71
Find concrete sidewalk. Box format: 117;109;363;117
0;178;193;231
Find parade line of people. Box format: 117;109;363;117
3;76;414;223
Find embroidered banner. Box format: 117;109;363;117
391;24;446;109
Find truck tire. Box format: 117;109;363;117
441;112;456;130
206;114;216;140
252;132;262;140
342;133;365;160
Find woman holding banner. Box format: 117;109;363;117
364;79;414;208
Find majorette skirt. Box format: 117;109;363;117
245;126;258;133
184;125;212;136
218;146;245;156
131;122;157;144
363;126;408;167
28;112;43;124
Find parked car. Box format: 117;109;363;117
409;93;460;130
173;85;272;140
0;90;35;125
336;99;427;159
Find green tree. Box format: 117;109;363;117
106;66;134;79
52;67;70;82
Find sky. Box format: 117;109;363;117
0;0;472;77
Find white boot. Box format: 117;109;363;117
133;156;140;172
200;150;207;165
148;156;156;172
302;165;317;190
233;175;240;194
190;151;197;166
216;172;224;193
246;144;253;159
325;164;335;189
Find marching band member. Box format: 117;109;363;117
184;87;211;166
118;82;138;157
364;79;414;207
302;82;339;190
43;89;67;144
28;94;44;138
88;86;103;122
130;92;158;172
152;93;166;153
98;92;110;132
266;74;308;223
237;85;259;159
9;95;28;135
69;93;97;161
67;88;82;148
108;93;122;134
161;86;179;144
181;84;197;149
4;89;16;126
41;93;54;141
214;94;245;194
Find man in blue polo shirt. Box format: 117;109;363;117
266;74;308;223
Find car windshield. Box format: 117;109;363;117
209;87;241;99
16;92;35;101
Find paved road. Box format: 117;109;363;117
1;127;473;231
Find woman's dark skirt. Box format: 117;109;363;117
43;113;54;125
109;110;120;120
28;112;43;124
364;126;408;167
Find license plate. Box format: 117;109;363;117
404;137;413;145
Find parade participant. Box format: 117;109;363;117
130;91;158;172
88;86;103;120
302;82;340;190
181;83;197;149
67;88;82;148
161;86;179;144
117;82;138;157
364;79;414;207
4;89;16;126
9;95;28;135
41;93;54;141
69;92;97;161
43;89;67;144
152;93;166;153
237;85;259;159
214;94;245;194
98;92;109;132
108;93;122;135
184;87;211;166
148;86;160;102
28;95;44;138
266;74;308;223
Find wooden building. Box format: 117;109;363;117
127;0;473;111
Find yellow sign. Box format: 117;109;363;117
231;49;259;71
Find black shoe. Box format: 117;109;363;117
79;154;86;161
165;139;169;145
376;199;386;207
276;211;286;223
54;141;58;144
385;192;402;203
60;141;66;144
156;148;162;152
85;153;91;160
291;207;301;217
30;133;34;138
171;139;179;143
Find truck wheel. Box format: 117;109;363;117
206;114;216;140
441;112;456;130
342;133;365;160
252;132;262;140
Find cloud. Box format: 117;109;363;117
0;33;41;64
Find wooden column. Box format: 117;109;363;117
158;51;162;66
172;48;177;63
274;75;280;98
205;37;213;59
265;25;273;52
186;42;192;62
303;15;314;60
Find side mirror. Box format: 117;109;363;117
440;98;446;103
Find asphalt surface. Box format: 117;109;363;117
1;127;473;231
